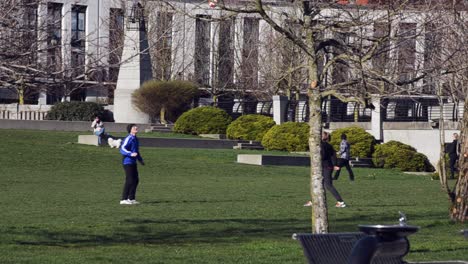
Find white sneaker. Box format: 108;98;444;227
129;200;140;205
120;199;132;205
335;201;347;208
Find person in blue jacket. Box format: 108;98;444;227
119;124;145;205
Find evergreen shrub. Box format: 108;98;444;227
174;106;232;135
330;126;375;158
261;122;309;152
46;101;106;121
372;140;435;172
226;114;275;141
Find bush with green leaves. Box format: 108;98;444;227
261;122;309;152
226;114;275;141
46;101;106;121
330;126;376;158
372;140;435;172
132;80;199;123
174;106;232;135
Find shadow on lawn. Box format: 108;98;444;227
12;218;310;248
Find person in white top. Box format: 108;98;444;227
91;116;106;145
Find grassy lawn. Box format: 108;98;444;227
0;129;466;264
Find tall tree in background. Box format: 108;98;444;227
202;0;468;232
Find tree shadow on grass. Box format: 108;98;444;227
11;218;310;248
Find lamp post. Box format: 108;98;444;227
127;0;145;31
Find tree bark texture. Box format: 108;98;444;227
308;87;329;233
451;99;468;222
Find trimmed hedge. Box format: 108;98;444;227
174;106;232;135
226;114;275;141
46;101;107;121
372;140;435;172
330;126;375;158
261;122;309;152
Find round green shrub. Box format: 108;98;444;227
174;106;232;135
226;114;275;141
372;140;435;172
330;126;375;158
46;101;106;121
261;122;309;152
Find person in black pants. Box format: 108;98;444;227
447;133;460;179
334;133;355;181
305;132;346;208
119;124;145;205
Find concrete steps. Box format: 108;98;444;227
144;124;174;133
349;158;374;168
233;141;264;150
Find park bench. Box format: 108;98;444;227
294;224;468;264
294;232;403;264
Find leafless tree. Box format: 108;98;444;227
199;0;468;232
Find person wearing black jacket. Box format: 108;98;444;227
304;131;347;208
447;133;460;179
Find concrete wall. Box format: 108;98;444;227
0;119;151;133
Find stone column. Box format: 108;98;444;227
273;95;288;125
113;17;152;124
370;95;382;141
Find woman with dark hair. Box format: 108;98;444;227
119;124;145;205
91;116;105;145
305;132;347;208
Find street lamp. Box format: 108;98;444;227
126;0;145;31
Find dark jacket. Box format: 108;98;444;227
446;140;460;157
321;141;337;168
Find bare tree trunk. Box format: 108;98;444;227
160;106;167;124
450;98;468;222
308;86;328;233
437;94;448;189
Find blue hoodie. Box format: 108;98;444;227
120;134;143;165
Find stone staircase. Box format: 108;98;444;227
144;124;174;133
349;157;374;168
233;140;264;150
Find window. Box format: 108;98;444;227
194;15;211;86
47;3;62;71
109;8;124;82
372;23;390;74
241;17;259;90
397;23;417;82
217;17;235;89
332;31;350;84
71;5;86;77
155;12;173;81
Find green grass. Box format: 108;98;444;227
0;129;466;263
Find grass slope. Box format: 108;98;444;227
0;129;466;263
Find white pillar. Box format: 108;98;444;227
273;95;288;125
370;96;382;141
113;19;152;124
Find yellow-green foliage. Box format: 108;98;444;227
372;140;435;172
174;106;232;135
261;122;309;152
226;114;275;141
132;80;199;122
330;126;375;158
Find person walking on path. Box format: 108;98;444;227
119;124;145;205
305;131;346;208
333;133;355;181
447;133;460;179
